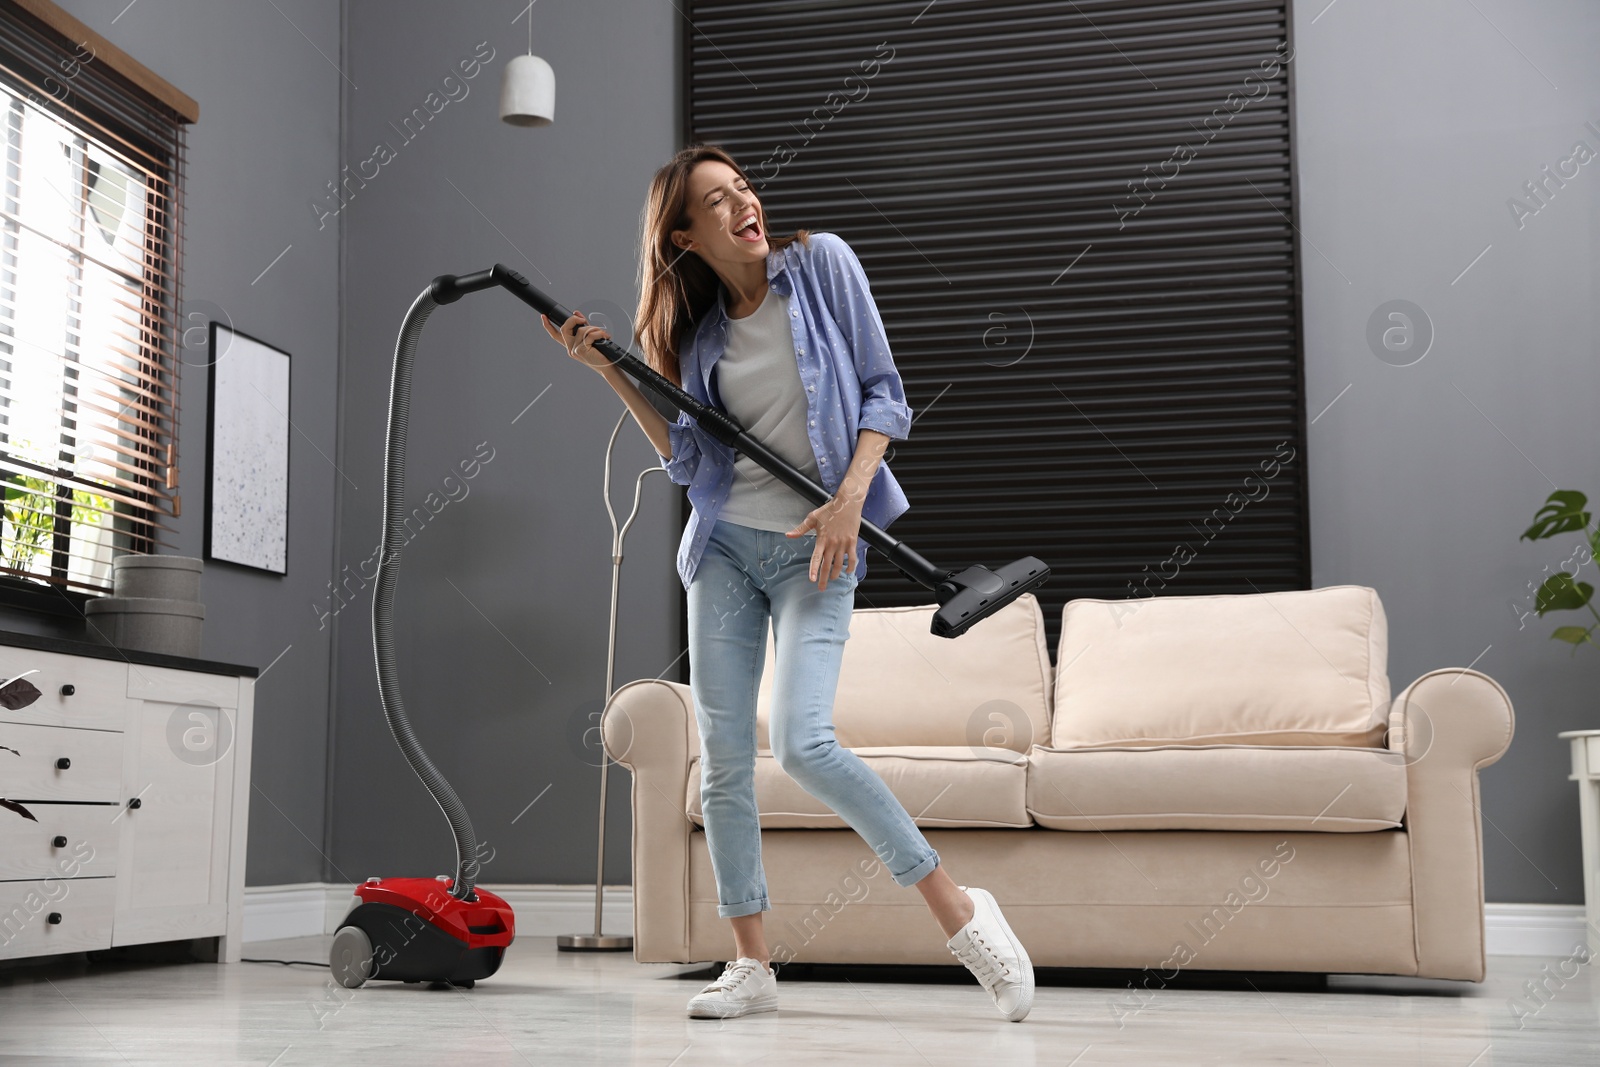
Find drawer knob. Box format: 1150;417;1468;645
52;835;68;848
127;797;142;810
60;683;75;696
55;757;71;770
47;912;62;925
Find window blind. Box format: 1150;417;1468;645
0;1;190;604
682;0;1308;659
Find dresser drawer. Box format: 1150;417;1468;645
0;876;116;960
0;721;123;802
0;804;119;880
126;662;239;709
0;647;129;730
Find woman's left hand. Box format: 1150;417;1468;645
786;492;864;589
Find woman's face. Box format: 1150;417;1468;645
671;160;767;269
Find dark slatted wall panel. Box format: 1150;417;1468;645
683;0;1308;659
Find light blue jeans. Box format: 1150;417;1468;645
688;516;941;919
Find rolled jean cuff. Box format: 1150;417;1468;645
717;896;769;919
891;849;940;888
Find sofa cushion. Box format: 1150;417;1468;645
1026;744;1408;831
752;592;1052;753
1053;585;1391;748
686;746;1032;829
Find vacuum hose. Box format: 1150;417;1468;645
372;288;481;901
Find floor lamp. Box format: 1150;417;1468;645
558;409;664;951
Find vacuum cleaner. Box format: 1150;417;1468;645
330;263;1051;990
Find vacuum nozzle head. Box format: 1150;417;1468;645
930;557;1051;639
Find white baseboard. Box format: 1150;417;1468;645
243;882;634;942
243;885;1589;958
242;883;334;944
1483;903;1593;957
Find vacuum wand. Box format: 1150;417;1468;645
432;263;1049;638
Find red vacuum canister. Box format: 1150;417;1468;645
330;876;515;989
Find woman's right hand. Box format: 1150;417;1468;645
541;310;613;373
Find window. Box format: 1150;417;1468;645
0;1;194;614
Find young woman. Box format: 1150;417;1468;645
541;144;1034;1022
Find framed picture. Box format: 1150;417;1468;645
204;323;290;575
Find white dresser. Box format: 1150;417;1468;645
0;632;256;964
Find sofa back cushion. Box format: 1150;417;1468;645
754;592;1052;752
1052;585;1390;749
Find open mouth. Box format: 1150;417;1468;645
734;214;764;243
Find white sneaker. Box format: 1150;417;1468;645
687;957;778;1019
947;886;1034;1021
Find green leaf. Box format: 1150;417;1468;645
1522;489;1591;541
1551;626;1593;646
1535;573;1594;615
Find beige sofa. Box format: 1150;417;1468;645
601;585;1514;981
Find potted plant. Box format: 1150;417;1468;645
1520;489;1599;653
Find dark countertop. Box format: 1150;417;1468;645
0;628;258;679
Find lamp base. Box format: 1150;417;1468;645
557;933;633;952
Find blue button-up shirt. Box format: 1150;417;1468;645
656;231;913;591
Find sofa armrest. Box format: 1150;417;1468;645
1390;667;1515;980
601;678;698;961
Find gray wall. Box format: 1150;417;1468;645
30;0;344;887
1292;0;1600;905
17;2;1595;908
326;0;683;887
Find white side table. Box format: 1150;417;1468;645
1558;729;1600;954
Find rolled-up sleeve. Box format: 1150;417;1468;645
659;408;700;487
814;233;913;442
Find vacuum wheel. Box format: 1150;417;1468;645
330;925;375;989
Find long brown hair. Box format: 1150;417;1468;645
636;144;809;388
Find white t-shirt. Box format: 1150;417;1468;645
711;288;822;532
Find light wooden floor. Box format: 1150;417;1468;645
2;934;1597;1065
